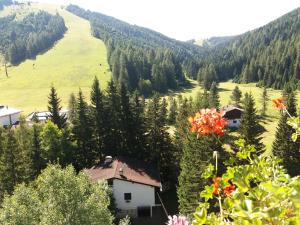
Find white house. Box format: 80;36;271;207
222;105;244;128
85;156;162;218
0;105;22;126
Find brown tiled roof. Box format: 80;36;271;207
221;105;244;119
85;157;161;188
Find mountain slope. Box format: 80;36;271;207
0;3;111;114
67;5;206;95
198;7;300;89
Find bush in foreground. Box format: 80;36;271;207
0;165;114;225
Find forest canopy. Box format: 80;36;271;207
0;10;67;65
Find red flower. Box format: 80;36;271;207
212;177;222;196
272;98;286;109
212;177;236;197
188;109;227;137
223;184;236;197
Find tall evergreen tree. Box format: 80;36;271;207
208;81;220;109
168;96;177;124
130;91;147;158
104;80;122;156
118;83;135;155
178;134;215;216
48;86;66;129
72;90;96;170
31;123;43;177
90;77;106;159
146;94;174;181
0;129;21;196
202;64;218;90
272;88;300;176
230;86;242;107
238;93;265;150
260;87;269;116
68;93;77;124
15;119;34;182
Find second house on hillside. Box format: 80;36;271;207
222;105;244;128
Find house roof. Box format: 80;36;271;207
222;105;244;120
85;157;161;188
0;105;22;118
26;110;69;122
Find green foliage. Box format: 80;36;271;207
238;93;265;151
90;77;105;158
0;165;114;225
198;8;300;89
48;86;67;129
273;89;300;176
260;87;269;116
119;216;131;225
192;139;300;225
0;11;66;64
66;5;205;94
40;121;63;163
72;89;96;170
230;86;242;107
208;82;220;109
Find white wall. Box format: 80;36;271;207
0;113;20;126
227;119;241;128
113;179;155;211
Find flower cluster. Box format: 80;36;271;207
167;215;189;225
188;109;227;137
272;98;286;109
212;177;236;197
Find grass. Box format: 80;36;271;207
0;3;112;114
165;79;300;152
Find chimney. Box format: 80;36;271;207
119;167;124;176
104;156;113;164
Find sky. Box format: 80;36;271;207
34;0;299;41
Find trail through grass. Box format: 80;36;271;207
0;3;111;114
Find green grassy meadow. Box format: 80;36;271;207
166;80;300;151
0;3;111;114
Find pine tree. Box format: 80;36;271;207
104;80;122;156
202;89;210;109
260;87;269;116
118;83;135;155
15;119;34;181
90;77;105;159
168;96;177;124
31;123;43;177
230;86;242;107
272;88;300;176
208;81;220;109
202;64;218;90
48;86;66;129
68;93;77;124
174;98;192;164
0;129;21;195
146;93;174;181
177;134;214;216
130;91;147;159
72;89;96;170
238;93;265;150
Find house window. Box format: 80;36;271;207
124;193;132;202
233;120;237;124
